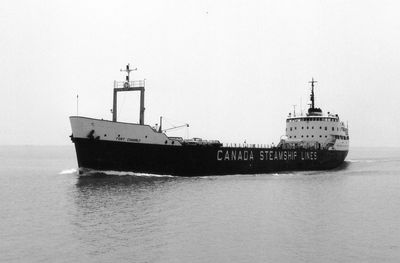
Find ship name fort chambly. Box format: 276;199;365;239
217;150;318;161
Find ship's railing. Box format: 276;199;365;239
114;80;145;89
223;143;273;148
222;142;328;150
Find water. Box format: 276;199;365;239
1;146;400;262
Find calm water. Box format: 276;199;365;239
1;146;400;262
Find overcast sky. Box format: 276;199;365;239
1;0;399;147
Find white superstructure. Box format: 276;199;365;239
282;79;349;151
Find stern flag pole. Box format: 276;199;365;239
76;94;79;116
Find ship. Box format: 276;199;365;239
70;64;349;176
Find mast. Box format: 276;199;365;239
120;63;137;83
308;78;317;109
112;63;145;124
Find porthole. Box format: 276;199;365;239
306;135;309;138
312;135;314;138
302;127;304;129
319;135;322;138
104;134;107;137
312;127;314;129
145;135;148;138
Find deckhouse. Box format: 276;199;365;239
284;79;349;151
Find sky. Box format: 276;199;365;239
1;0;400;147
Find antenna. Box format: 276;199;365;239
300;97;303;116
292;105;296;117
308;78;317;109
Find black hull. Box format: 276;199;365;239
72;138;348;176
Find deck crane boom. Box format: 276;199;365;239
162;124;189;133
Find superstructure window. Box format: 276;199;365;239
320;126;322;129
325;127;327;130
290;127;292;131
312;126;314;129
332;127;334;131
